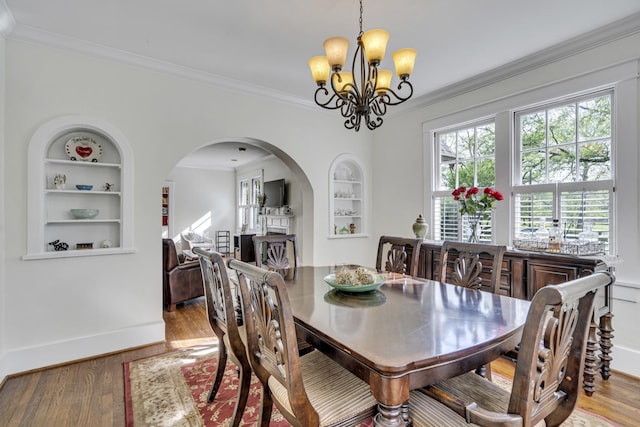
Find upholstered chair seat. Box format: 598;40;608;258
268;350;376;426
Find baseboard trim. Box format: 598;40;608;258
611;345;640;380
0;321;165;382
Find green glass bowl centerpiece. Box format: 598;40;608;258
324;267;386;293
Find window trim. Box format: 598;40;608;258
236;169;263;233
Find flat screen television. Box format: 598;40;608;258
263;179;286;207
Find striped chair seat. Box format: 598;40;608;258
269;350;376;426
409;372;508;426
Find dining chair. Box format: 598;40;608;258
438;241;506;294
375;235;423;277
228;258;378;427
408;270;614;427
438;241;507;379
251;233;314;355
252;234;299;279
194;248;250;427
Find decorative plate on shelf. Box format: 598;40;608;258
323;272;387;293
65;136;103;162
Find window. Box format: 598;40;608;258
432;121;496;242
514;91;613;249
237;173;262;232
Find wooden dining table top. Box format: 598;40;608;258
283;265;531;426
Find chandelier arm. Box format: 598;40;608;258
369;95;388;117
340;92;357;117
313;86;347;111
367;117;383;131
379;80;414;106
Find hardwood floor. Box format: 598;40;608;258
1;297;639;426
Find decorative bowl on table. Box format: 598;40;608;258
323;267;386;293
75;184;93;191
70;208;99;219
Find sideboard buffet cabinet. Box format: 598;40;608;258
414;240;613;396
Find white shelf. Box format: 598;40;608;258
46;219;121;224
23;247;136;260
328;233;369;239
45;158;121;169
333;179;361;184
46;189;121;196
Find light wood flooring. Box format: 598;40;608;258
0;297;639;426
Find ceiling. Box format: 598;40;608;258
3;0;640;169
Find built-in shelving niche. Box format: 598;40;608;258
24;115;135;259
329;154;366;238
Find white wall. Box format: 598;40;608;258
377;33;640;377
165;167;236;245
1;39;374;377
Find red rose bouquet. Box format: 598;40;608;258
452;186;504;241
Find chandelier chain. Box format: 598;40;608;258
359;0;363;35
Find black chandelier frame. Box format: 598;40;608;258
312;1;414;132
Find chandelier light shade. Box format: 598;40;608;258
308;0;416;131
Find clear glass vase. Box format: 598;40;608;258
464;214;482;243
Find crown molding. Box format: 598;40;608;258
5;11;640;113
8;23;318;109
409;12;640;109
0;0;16;37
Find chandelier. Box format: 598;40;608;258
308;0;416;132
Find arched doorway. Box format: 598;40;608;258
164;137;314;265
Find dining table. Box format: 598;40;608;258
283;265;531;427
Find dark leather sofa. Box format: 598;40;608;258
162;238;204;311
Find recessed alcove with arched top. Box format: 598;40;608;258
24;115;135;259
329;153;366;238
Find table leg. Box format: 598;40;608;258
370;374;411;426
401;401;412;426
598;312;614;380
374;402;409;427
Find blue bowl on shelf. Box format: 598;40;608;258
70;209;99;219
76;185;93;191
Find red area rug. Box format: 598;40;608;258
124;344;613;426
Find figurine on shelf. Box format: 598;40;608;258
349;223;356;234
48;239;69;251
103;182;113;191
53;174;66;190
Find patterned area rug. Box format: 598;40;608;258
124;344;614;426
